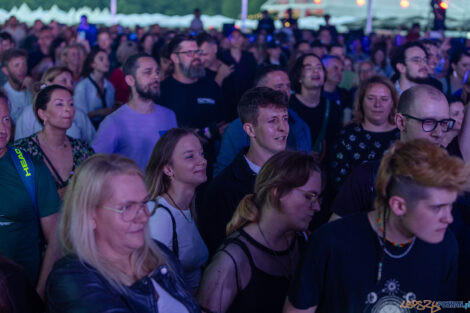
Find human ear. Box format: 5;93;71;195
163;164;173;178
243;122;256;139
124;75;135;88
396;63;406;74
388;195;407;217
395;113;406;132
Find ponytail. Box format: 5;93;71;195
226;194;260;235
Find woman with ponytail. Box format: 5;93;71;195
197;150;322;313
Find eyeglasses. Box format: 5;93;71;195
402;113;455;132
174;49;203;57
103;198;150;222
296;188;322;206
406;57;428;65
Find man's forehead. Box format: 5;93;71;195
259;106;288;115
411;96;449;117
405;46;426;58
0;99;10;114
179;40;197;50
137;57;158;70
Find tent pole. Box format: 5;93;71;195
365;0;373;34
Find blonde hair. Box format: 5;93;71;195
60;154;167;293
145;128;201;217
226;151;321;235
352;75;398;125
33;66;72;93
374;139;470;211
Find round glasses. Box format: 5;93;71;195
402;113;455;132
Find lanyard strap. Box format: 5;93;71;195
7;146;45;248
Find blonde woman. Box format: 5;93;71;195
46;154;200;313
197;150;322;313
14;66;96;142
145;128;209;293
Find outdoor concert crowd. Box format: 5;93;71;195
1;8;470;313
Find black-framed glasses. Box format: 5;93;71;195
174;49;202;57
103;197;150;222
296;188;323;206
402;113;455;132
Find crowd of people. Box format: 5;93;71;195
1;8;470;313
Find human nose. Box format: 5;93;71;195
311;200;321;212
441;207;454;225
278;119;288;132
134;203;150;223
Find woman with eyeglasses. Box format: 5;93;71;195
46;154;201;313
145;128;209;294
197;150;322;313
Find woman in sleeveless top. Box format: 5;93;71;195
197;150;322;313
145;128;209;294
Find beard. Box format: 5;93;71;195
406;71;430;85
179;59;206;79
135;80;160;102
10;74;24;89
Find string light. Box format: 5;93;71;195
314;0;322;4
400;0;410;8
357;0;366;6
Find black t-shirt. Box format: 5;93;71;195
205;68;217;82
331;141;464;216
219;50;257;121
159;76;224;129
289;94;342;157
288;213;458;313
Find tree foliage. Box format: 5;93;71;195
1;0;266;18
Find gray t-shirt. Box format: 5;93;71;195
3;81;33;123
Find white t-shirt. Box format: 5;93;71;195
244;155;261;174
148;196;209;292
14;104;96;143
151;278;189;313
3;81;33;123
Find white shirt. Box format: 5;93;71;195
14;105;96;142
3;81;33;123
148;196;209;292
151;278;189;313
244;155;261;174
73;75;115;114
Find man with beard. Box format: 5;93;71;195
160;35;225;175
160;34;224;132
92;53;177;170
2;49;33;123
391;41;434;95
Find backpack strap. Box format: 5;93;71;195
88;75;108;109
157;204;179;258
7;146;45;248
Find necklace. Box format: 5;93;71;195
376;210;414;248
40;132;68;151
377;236;416;259
256;223;293;280
166;192;191;223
